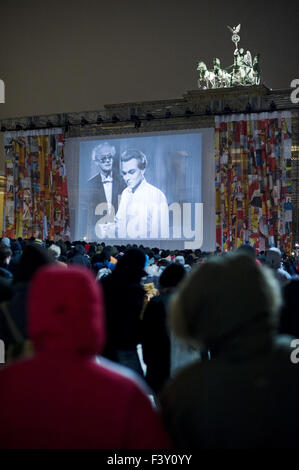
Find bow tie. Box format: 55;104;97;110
102;176;113;183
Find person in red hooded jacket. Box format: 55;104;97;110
0;265;171;449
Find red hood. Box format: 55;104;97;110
27;265;105;356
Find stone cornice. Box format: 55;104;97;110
0;85;298;135
183;84;270;101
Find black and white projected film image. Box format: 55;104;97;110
78;132;202;242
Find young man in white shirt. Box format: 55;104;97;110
115;149;169;239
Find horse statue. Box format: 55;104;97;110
197;61;216;88
213;58;232;88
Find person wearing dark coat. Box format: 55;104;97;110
100;248;146;376
0;278;13;303
0;245;53;356
0;265;171;449
0;246;13;280
142;263;186;395
160;253;299;449
8;241;22;275
92;246;115;276
279;279;299;338
68;244;91;269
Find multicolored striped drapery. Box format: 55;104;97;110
215;112;292;253
3;129;70;240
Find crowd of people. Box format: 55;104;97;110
0;235;298;448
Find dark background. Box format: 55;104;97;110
0;0;298;119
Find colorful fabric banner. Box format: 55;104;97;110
215;112;292;253
3;131;70;240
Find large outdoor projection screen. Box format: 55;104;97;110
65;129;215;250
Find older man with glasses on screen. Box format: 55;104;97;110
85;141;125;240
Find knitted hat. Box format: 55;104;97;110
174;255;185;266
33;239;44;247
1;237;10;247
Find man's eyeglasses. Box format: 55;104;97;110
95;155;113;163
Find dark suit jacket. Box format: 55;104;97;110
82;171;125;240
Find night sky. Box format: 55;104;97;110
0;0;298;119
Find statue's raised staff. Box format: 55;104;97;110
227;24;241;54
